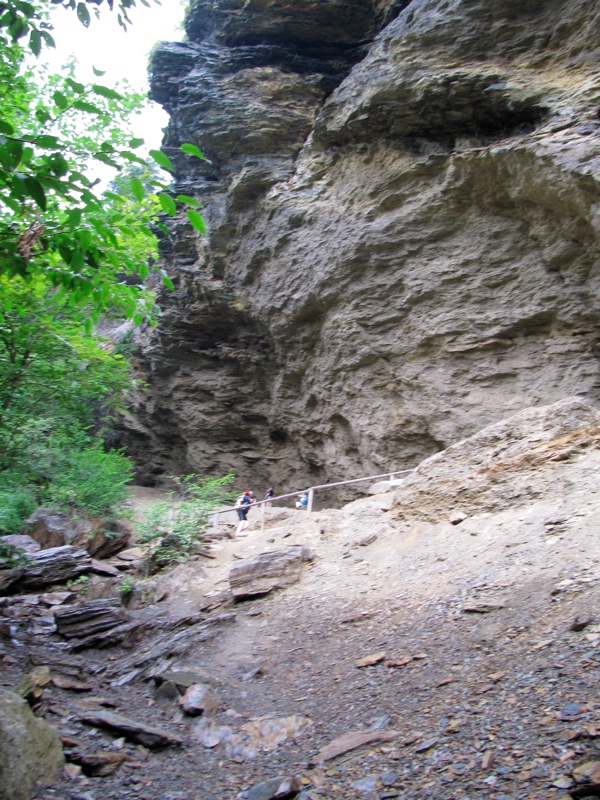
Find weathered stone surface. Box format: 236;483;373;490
178;683;220;715
0;689;64;800
54;599;128;639
66;749;129;776
228;544;315;599
310;729;398;765
4;546;91;591
23;509;131;559
120;0;600;501
79;710;183;748
389;397;600;521
244;775;302;800
156;670;220;692
1;535;40;554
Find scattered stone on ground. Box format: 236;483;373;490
2;399;600;799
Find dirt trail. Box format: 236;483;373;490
8;400;600;800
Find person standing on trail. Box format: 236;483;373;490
235;491;253;536
265;487;274;507
295;492;308;509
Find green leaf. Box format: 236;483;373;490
49;153;70;176
120;151;147;166
1;195;21;213
40;30;55;48
77;3;91;27
162;275;174;291
149;149;174;173
0;120;15;136
186;209;206;234
72;99;103;114
1;138;23;169
77;229;93;252
176;194;199;207
128;137;144;149
84;317;93;334
29;28;41;56
130;178;144;202
36;135;60;149
8;17;28;41
23;177;46;210
92;66;106;76
92;84;123;101
53;91;68;110
93;153;119;169
65;78;85;95
158;193;176;216
68;208;82;229
180;143;206;160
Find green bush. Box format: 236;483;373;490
0;487;36;534
44;443;134;517
137;472;235;571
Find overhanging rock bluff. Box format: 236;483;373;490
121;0;600;492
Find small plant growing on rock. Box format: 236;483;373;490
118;575;135;596
136;471;235;571
66;575;89;595
0;539;33;570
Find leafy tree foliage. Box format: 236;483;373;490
0;273;135;527
0;0;206;317
0;0;207;532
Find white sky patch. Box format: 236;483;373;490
38;0;186;152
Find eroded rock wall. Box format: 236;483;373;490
122;0;600;492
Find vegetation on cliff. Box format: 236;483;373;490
0;0;204;536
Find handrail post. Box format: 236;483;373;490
261;501;265;532
307;488;314;513
212;512;219;532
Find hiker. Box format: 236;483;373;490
235;491;253;535
265;487;274;507
295;492;308;509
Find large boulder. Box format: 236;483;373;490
229;544;315;599
2;545;91;593
0;689;64;800
23;509;131;559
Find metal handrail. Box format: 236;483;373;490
211;468;413;531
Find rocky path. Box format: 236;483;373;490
2;399;600;800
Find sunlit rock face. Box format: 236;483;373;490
122;0;600;493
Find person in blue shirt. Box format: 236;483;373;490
295;492;308;509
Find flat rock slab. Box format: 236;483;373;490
68;749;130;776
79;710;182;748
54;599;128;639
156;670;220;692
4;545;91;591
229;544;315;600
245;776;301;800
310;729;399;765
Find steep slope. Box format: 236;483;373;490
121;0;600;492
11;398;600;800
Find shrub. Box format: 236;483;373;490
136;472;235;571
0;487;37;534
44;442;134;517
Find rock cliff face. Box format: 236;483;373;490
122;0;600;492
